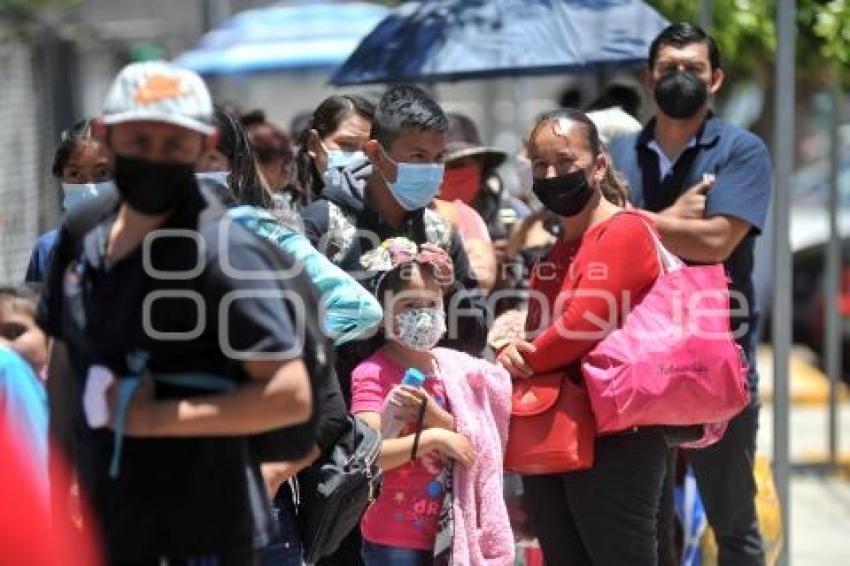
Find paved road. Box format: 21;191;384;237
756;346;850;566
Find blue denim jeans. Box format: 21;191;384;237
261;484;303;566
362;541;431;566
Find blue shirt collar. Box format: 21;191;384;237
636;111;722;149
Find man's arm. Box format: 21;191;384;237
122;357;312;437
121;236;317;438
644;211;753;264
646;134;771;264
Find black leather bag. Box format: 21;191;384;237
297;415;382;565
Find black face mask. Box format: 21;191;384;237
654;70;708;119
114;155;198;215
532;169;595;217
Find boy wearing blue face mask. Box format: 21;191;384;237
25;120;114;283
301;84;488;566
302;84;488;388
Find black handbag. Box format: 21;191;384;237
297;414;382;565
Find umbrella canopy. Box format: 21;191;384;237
331;0;669;85
173;2;390;75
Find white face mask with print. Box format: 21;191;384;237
391;307;446;351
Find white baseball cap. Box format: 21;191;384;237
102;61;215;135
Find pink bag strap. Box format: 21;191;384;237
638;219;683;275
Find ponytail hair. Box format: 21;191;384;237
291;95;375;206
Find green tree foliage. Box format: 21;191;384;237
0;0;79;11
801;0;850;68
648;0;850;78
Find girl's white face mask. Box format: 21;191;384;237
391;307;446;351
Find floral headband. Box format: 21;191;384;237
360;237;453;289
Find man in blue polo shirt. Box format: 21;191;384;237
609;23;772;566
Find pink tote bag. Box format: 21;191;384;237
581;223;750;434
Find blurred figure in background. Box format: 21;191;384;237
204;106;274;208
587;106;643;146
433;113;506;293
25;120;114;283
440;113;512;244
0;285;48;379
586;82;644;119
0;415;101;566
289;111;313;145
0;286;48;490
557;86;584;111
241;110;295;209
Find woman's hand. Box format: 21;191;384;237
497;340;536;378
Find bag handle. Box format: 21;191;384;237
638;219;683;274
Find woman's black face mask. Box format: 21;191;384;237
532;168;595;217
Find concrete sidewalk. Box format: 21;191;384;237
756;346;850;565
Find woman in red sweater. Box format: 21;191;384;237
498;109;667;566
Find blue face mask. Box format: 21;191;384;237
322;142;365;171
379;147;445;211
61;180;114;211
195;170;231;187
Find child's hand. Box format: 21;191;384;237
383;385;423;425
426;429;476;467
395;386;454;430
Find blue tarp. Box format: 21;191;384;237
174;2;390;75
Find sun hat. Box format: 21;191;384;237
444;113;507;170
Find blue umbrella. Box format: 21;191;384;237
173;2;390;75
331;0;668;85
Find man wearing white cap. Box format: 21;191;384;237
37;61;313;565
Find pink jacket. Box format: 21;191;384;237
434;348;514;566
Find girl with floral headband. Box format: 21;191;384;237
352;237;514;566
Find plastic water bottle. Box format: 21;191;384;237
381;368;427;439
